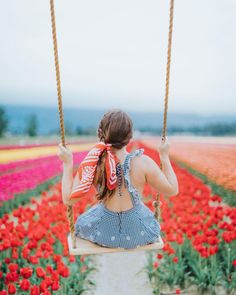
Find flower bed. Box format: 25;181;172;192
0;183;97;294
1;138;235;294
0;152;88;202
136;141;236;294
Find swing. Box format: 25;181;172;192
49;0;175;255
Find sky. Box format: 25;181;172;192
0;0;235;115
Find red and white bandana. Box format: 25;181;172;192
69;142;120;200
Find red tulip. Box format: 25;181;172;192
30;285;40;295
153;261;159;268
8;284;16;294
20;267;33;279
173;257;178;263
20;279;31;291
51;281;60;291
8;263;18;272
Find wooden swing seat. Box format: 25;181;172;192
68;234;164;255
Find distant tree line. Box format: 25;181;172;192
139;122;236;136
0;106;8;137
0;105;235;138
0;105;38;137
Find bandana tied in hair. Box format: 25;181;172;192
69;142;120;200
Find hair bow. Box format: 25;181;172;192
69;142;119;200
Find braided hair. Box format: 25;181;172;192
95;109;133;202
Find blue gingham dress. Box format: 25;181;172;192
75;148;161;249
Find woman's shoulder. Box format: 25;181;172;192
126;148;148;169
128;148;144;158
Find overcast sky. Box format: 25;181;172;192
0;0;235;115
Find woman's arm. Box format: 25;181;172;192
57;143;80;206
143;137;179;196
143;155;178;196
61;163;80;206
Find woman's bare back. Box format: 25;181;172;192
95;145;178;213
101;152;146;212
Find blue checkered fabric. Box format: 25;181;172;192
75;148;161;249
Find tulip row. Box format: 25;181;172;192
0;152;88;202
0;143;94;164
0;139;92;150
135;141;236;294
142;138;236;193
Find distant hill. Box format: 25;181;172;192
2;103;236;135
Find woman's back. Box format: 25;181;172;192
98;148;146;213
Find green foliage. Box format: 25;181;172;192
0;105;8;137
25;113;38;137
139;121;236;136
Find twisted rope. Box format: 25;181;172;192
154;0;175;222
49;0;76;249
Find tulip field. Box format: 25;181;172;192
0;137;236;294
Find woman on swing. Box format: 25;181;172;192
57;109;178;249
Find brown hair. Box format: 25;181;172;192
95;109;133;202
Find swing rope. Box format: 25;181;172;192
153;0;175;221
49;0;76;248
49;0;175;248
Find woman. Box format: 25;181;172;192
57;109;178;249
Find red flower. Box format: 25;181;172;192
233;260;236;267
36;267;46;278
53;254;62;263
176;235;184;245
8;263;18;273
8;284;17;294
29;255;39;264
153;261;159;268
40;280;48;293
11;248;18;259
20;279;31;291
173;257;178;263
30;285;40;295
69;256;76;263
176;289;181;294
22;246;30;259
51;270;59;281
20;267;33;279
57;264;70;277
80;256;85;262
157;254;163;260
0;291;7;295
46;265;53;274
51;281;60;291
5;258;11;264
5;272;19;284
44;276;53;287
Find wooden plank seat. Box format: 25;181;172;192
68;234;164;255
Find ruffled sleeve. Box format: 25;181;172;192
123;148;144;194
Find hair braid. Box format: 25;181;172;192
95;109;133;202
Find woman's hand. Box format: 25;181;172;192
158;136;170;159
57;143;73;165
